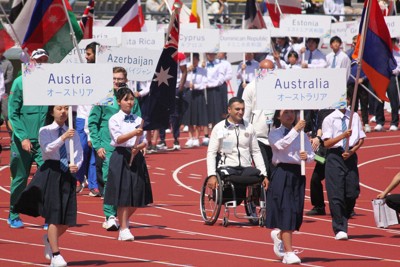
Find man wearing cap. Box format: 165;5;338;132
7;49;49;228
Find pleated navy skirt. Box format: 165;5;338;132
14;160;77;226
206;86;224;124
104;147;153;207
265;163;305;231
182;89;208;126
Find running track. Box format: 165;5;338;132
0;122;400;267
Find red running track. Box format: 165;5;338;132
0;123;400;266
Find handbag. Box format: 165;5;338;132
371;199;400;228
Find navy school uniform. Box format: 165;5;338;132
265;126;314;230
322;109;366;234
104;110;153;207
14;122;83;226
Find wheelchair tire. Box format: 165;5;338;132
200;175;223;225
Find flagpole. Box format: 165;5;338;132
346;0;372;152
273;0;283;16
61;0;84;165
349;74;382;103
61;0;84;64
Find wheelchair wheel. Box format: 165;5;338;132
244;185;261;225
200;175;223;225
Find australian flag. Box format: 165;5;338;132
142;5;180;130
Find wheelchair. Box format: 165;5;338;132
200;167;266;227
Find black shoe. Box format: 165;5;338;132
350;209;356;218
306;206;326;216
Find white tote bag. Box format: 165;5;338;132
372;199;400;228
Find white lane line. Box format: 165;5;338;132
72;212;400;264
0;238;191;267
172;158;205;194
152;172;166;176
358;154;400;193
0;258;46;266
168;194;184;197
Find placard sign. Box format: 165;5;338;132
22;63;113;105
255;68;347;110
121;32;164;50
93;26;122;45
219;29;270;53
61;38;118;64
384;16;400;37
279;14;331;38
96;46;161;81
330;21;360;44
179;28;219;53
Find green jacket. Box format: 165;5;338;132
88;94;141;152
8;76;47;142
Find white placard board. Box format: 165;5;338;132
384;16;400;37
330;21;360;44
93;26;122;45
279;15;331;38
219;29;270;53
121;32;164;49
22;63;113;105
179;28;219;53
255;68;347;110
96;46;161;81
61;38;118;64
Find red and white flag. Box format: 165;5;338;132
266;0;302;27
107;0;145;32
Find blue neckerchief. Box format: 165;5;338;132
124;114;135;123
246;61;251;66
206;62;214;68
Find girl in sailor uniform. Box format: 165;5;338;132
104;87;153;241
14;105;83;267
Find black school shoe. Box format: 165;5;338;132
306;206;326;216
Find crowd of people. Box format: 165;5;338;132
1;28;400;266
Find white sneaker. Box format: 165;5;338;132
185;139;193;148
50;254;67;267
118;228;134;241
202;137;209;146
389;125;398;131
165;129;171;133
43;234;51;260
369;116;376;123
282;252;301;264
105;216;119;231
364;124;371;133
374;124;383;132
182;125;189;132
270;229;285;258
192;139;200;147
335;231;348;240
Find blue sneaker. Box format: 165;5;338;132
9;218;24;229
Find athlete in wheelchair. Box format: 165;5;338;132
200;97;268;226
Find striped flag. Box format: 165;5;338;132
107;0;144;32
245;0;267;29
9;0;36;44
21;0;83;63
266;0;302;28
142;5;180;130
189;0;210;28
0;21;15;53
79;0;94;39
352;0;397;101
